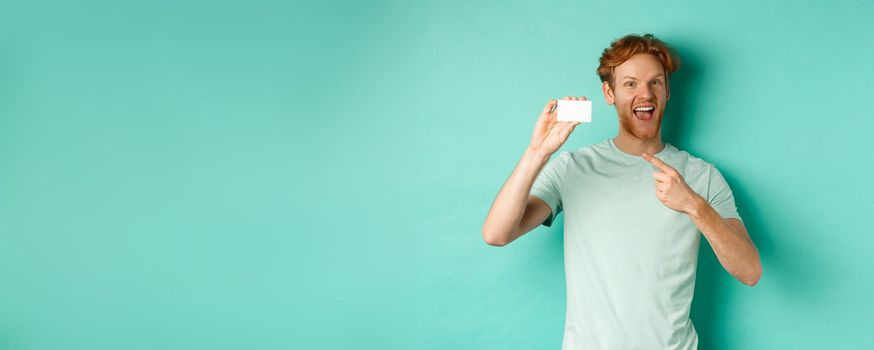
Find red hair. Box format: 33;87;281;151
597;33;681;89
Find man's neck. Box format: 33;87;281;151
612;134;665;156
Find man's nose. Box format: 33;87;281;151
640;84;654;99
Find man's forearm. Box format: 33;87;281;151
482;148;550;245
687;195;762;286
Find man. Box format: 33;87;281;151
481;33;762;349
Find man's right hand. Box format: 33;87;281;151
528;96;586;156
482;96;586;246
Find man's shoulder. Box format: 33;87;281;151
564;139;612;159
668;144;719;177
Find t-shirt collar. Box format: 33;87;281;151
608;138;672;161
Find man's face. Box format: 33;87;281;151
601;53;671;141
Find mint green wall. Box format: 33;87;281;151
1;1;872;349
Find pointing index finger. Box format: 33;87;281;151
642;152;676;174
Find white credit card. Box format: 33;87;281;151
556;100;592;122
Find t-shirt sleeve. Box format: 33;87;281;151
529;152;568;227
707;165;743;223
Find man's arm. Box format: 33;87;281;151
482;149;552;246
687;200;762;286
641;152;763;286
482;97;583;247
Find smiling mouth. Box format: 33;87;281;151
633;106;655;120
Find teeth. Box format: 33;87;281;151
634;106;654;112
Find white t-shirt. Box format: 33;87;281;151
530;138;742;350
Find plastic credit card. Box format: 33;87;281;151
556;100;592;122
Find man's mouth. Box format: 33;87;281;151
633;105;655;121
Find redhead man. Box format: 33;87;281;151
482;33;762;349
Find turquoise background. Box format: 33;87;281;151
1;0;872;349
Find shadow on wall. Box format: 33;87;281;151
665;38;738;350
667;38;820;349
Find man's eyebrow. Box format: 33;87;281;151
620;74;665;80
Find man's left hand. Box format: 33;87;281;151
642;152;703;214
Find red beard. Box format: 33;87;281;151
617;108;662;140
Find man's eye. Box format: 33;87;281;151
625;82;635;87
652;80;662;86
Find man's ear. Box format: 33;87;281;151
666;80;671;101
602;81;615;105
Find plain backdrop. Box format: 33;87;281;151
1;0;872;349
